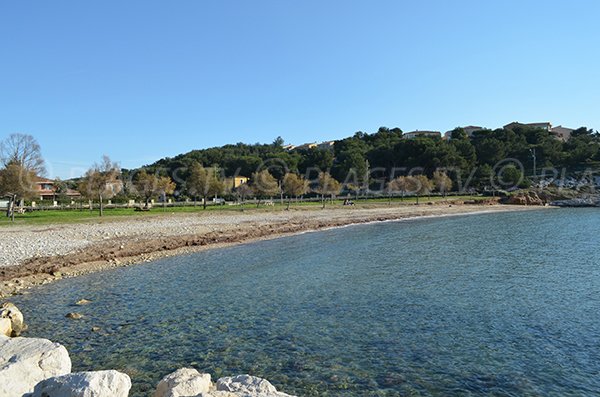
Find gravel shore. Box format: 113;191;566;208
0;203;546;297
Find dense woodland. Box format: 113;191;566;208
135;125;600;196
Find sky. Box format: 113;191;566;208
1;1;599;179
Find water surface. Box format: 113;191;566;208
11;209;600;396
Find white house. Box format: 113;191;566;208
403;130;442;139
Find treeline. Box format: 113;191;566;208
135;125;600;194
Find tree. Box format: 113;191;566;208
282;173;308;209
52;178;70;203
187;162;224;209
251;170;279;207
450;128;468;140
0;133;46;175
474;137;506;165
156;175;176;206
414;175;433;204
0;134;46;219
0;162;36;221
387;176;418;201
234;183;254;203
78;156;121;217
314;172;341;208
332;138;369;187
298;148;334;177
432;170;453;197
497;164;524;189
133;170;176;208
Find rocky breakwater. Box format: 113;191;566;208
550;196;600;207
0;302;296;397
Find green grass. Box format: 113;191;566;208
0;195;486;226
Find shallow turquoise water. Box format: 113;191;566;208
10;208;600;396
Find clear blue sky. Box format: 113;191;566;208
1;1;599;178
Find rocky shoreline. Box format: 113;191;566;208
0;302;295;397
0;203;547;299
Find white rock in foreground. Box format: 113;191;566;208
0;335;71;397
216;375;295;397
153;370;296;397
153;367;211;397
0;317;11;337
1;302;26;336
30;370;132;397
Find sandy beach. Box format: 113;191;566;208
0;202;546;298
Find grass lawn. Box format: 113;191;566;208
0;195;485;226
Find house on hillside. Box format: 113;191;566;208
403;130;442;139
317;141;335;150
504;121;573;141
34;177;56;201
504;121;552;131
232;176;249;188
550;125;574;142
285;141;335;151
293;142;318;150
33;177;81;201
224;176;250;192
444;125;483;140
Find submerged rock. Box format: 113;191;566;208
1;302;26;336
216;375;295;397
66;312;84;319
153;367;211;397
75;299;92;306
30;370;131;397
0;335;71;397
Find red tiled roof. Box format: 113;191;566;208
32;176;54;184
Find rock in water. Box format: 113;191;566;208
30;370;132;397
0;302;26;336
65;312;84;319
153;368;211;397
0;335;71;397
216;375;296;397
75;299;92;305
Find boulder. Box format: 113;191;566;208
153;368;211;397
525;192;544;206
0;335;71;397
1;302;26;336
505;192;544;206
216;375;295;397
505;194;527;205
0;317;11;337
30;370;131;397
